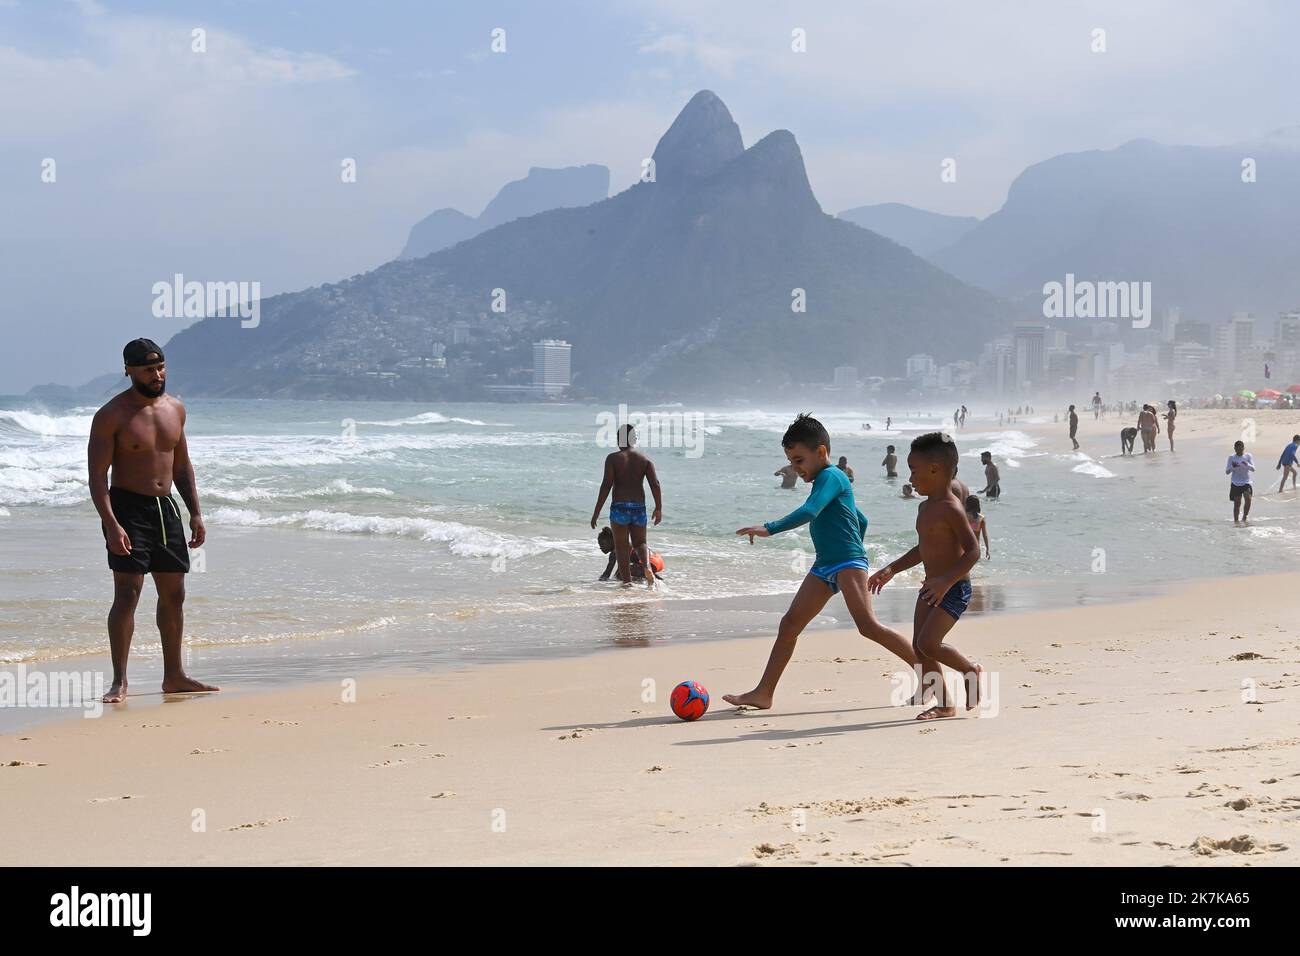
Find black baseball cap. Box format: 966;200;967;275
123;338;164;366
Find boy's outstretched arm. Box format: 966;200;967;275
763;471;837;536
599;554;616;580
646;459;663;525
591;455;614;529
869;546;921;592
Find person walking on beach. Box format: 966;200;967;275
882;445;898;478
1092;392;1102;419
978;451;1001;499
1226;440;1255;526
725;414;917;710
965;495;990;560
1068;404;1080;450
87;338;218;704
591;424;662;586
885;416;892;430
1137;404;1158;453
960;405;968;428
1276;434;1300;492
1163;400;1177;452
870;433;984;720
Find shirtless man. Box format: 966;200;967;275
590;424;663;586
882;445;898;478
87;339;218;703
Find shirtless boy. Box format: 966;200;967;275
591;424;663;585
87;339;219;703
870;433;983;720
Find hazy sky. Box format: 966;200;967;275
2;0;1296;392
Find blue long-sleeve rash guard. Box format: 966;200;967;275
763;465;868;566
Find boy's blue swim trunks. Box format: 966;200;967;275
934;578;972;621
609;500;648;527
809;557;870;594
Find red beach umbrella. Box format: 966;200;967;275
1287;384;1300;394
1258;388;1283;399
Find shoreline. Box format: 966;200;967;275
3;572;1297;865
0;566;1266;735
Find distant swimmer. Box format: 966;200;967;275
1163;400;1177;452
775;463;799;489
1277;434;1300;492
1226;439;1255;526
861;422;873;430
837;455;855;483
1120;427;1138;456
591;423;663;586
87;338;218;704
597;527;664;582
886;417;892;430
1068;404;1079;450
882;445;898;478
902;483;915;498
965;495;990;560
978;451;1001;499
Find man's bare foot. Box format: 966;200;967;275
722;689;773;710
103;680;128;704
161;674;220;694
916;705;956;721
965;664;984;711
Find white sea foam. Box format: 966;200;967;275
206;478;394;503
1066;452;1115;479
356;412;503;427
0;409;93;437
207;506;588;559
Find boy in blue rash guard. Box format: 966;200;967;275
724;414;917;711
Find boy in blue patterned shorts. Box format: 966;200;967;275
870;432;983;720
724;414;917;710
591;424;662;586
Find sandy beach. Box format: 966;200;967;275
4;564;1298;866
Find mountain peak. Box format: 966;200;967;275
651;90;744;184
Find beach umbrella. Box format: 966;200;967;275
1238;389;1256;398
1258;388;1283;399
1288;384;1300;394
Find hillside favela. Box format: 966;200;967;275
2;0;1297;920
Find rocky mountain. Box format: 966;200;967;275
163;91;1012;400
837;203;979;258
929;137;1300;320
398;164;610;260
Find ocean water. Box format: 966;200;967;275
3;397;1299;676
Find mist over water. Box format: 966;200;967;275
3;397;1298;673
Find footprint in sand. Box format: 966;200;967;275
189;748;227;755
225;817;291;831
4;760;47;768
262;719;299;726
558;728;595;740
368;758;408;769
89;795;136;803
646;765;666;773
428;791;457;799
752;842;797;860
1189;834;1287;856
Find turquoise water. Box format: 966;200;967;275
3;397;1299;673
